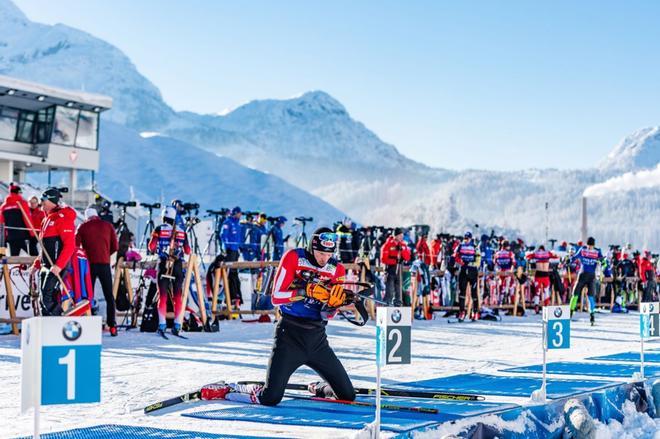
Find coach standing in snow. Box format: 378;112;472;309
76;206;120;336
221;206;244;305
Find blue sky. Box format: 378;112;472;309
12;0;660;170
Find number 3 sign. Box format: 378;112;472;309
376;307;411;365
543;305;570;350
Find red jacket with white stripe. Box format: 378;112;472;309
271;248;346;321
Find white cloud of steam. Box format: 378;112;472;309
584;164;660;197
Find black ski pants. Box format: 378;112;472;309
259;316;355;406
40;270;63;316
90;263;116;327
7;239;27;256
384;264;402;306
458;265;478;313
225;249;243;304
572;272;596;298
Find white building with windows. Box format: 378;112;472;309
0;75;111;206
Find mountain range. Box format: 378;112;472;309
1;0;659;248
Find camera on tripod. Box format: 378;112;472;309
140;202;161;209
114;201;137;208
206;208;229;217
295;216;313;223
183;202;199;212
186;216;201;226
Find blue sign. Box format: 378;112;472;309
546;320;570;350
640;314;651;339
42;345;101;405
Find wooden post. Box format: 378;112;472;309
222;265;235;318
410;270;417;321
211;267;221;315
192;256;207;325
2;254;19;335
179;254;196;323
112;257;124;300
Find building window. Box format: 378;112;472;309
75;110;98;149
52;107;79;146
35;106;55;144
0;106;17;141
15;111;35;143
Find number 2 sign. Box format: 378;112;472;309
543;306;570;350
376;307;411;365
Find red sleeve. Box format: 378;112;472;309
19;200;35;237
54;215;76;270
402;244;411;262
271;250;300;305
147;230;158;253
183;235;191;255
526;252;533;260
333;263;346;282
380;241;390;264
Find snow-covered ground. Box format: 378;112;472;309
1;311;659;438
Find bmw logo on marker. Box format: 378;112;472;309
554;308;562;318
63;321;83;341
392;309;402;323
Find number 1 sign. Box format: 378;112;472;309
21;316;102;436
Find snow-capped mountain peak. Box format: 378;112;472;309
0;0;26;24
599;126;660;172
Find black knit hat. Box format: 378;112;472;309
41;187;62;204
309;227;337;253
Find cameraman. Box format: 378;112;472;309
221;206;244;305
380;228;411;306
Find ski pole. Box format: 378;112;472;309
283;393;439;414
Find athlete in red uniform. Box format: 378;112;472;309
202;227;358;406
526;246;557;313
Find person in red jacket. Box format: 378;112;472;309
380;228;411;305
639;251;657;302
28;196;45;256
430;234;443;269
76;206;119;335
0;184;35;256
29;187;76;316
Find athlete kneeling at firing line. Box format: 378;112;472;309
203;227;357;405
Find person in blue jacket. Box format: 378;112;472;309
269;216;287;261
569;236;605;325
222;206;244;304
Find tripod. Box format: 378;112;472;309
114;201;137;257
139;202;161;251
203;209;228;258
294;216;313;248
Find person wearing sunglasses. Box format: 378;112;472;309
200;226;356;406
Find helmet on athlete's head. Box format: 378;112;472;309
309;227;337;254
587;236;595;246
162;206;177;221
464;231;472;239
277;216;287;224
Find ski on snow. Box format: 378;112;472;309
238;380;485;402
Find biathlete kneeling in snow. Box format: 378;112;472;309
205;227;357;405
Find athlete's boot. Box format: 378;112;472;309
590;312;595;326
569;295;579;318
457;310;467;322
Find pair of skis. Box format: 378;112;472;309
143;381;484;415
